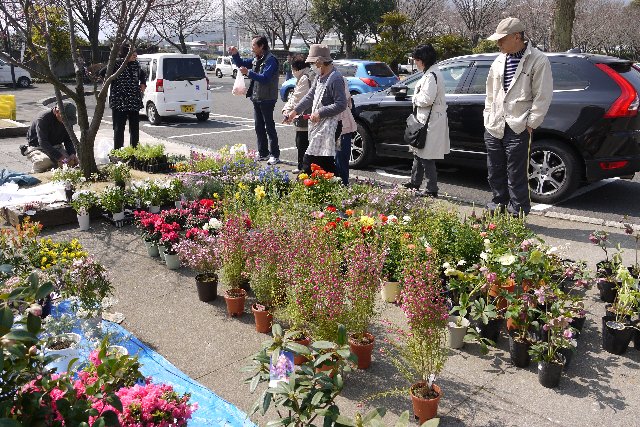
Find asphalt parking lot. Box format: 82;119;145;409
4;77;640;226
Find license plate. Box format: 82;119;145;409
181;105;195;113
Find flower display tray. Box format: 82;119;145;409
2;203;76;229
102;210;135;228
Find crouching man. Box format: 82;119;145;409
23;102;79;173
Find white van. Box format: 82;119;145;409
137;53;212;125
215;56;238;78
0;57;32;88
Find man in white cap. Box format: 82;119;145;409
484;17;553;216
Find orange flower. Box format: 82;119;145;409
378;214;388;223
303;179;317;187
323;172;334;179
324;221;337;232
310;163;323;172
345;209;354;216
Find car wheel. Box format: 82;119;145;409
350;90;359;97
232;69;237;79
285;88;294;102
146;102;162;125
196;112;209;121
528;140;581;204
350;123;375;168
17;76;31;88
216;69;222;78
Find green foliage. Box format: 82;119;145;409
371;11;413;72
426;34;472;60
29;6;85;63
70;190;99;214
104;162;131;187
82;338;143;393
473;39;500;54
99;186;127;213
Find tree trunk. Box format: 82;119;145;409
179;34;188;54
550;0;576;52
345;32;353;58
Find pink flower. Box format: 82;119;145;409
488;223;496;230
485;272;497;283
563;329;573;339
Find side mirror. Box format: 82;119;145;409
390;84;408;99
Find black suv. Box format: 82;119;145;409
350;53;640;203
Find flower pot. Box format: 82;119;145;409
158;245;166;261
293;337;310;365
65;188;74;203
315;358;339;378
597;280;617;303
164;253;181;270
175;200;183;208
558;346;575;370
40;294;53;318
410;382;441;424
349;332;375;369
224;288;247;317
77;213;90;231
477;318;503;344
538;357;564;388
195;273;218;302
112;211;125;221
149;205;160;213
447;316;470;349
489;280;515;311
508;335;531;368
572;316;586;333
380;281;401;303
144;240;159;257
252;304;273;333
45;333;82;373
602;319;633;355
108;345;129;357
634;327;640;351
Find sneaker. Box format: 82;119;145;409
401;182;418;190
267;156;280;165
292;168;301;174
257;155;270;161
20;145;28;156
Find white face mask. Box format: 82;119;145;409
293;69;303;79
315;65;323;75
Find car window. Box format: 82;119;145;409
404;73;424;96
467;65;490;94
224;58;231;65
335;64;357;77
151;59;157;81
0;59;5;66
163;58;205;81
439;64;470;94
364;63;395;77
217;58;222;64
138;60;151;81
551;62;589;90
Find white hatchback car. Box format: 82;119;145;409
0;57;32;88
137;53;212;124
215;56;238;78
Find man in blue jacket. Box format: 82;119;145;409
228;36;280;165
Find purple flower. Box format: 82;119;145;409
485;272;497;283
534;287;546;304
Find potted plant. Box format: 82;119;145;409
159;222;182;270
175;233;221;302
602;265;639;355
70;190;98;231
100;186;127;221
218;215;250;316
142;180;169;212
505;293;539;367
105;161;131;190
380;224;406;303
51;164;87;202
589;230;623;302
44;332;82;373
133;210;162;257
167;178;186;207
62;256;113;314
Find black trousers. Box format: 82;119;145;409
295;130;309;169
112;109;140;149
302;154;336;174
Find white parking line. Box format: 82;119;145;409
374;168;409;179
166;124;289;139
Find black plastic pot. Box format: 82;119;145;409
602;318;633;355
596;260;614;277
572;316;586;333
195;273;218;302
477;318;503;344
508;335;531;367
634;327;640;351
597;280;618;303
538;356;565;388
558;346;575;370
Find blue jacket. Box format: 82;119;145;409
232;52;279;102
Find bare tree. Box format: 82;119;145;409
231;0;305;51
451;0;505;46
149;0;216;53
505;0;553;50
0;13;17;88
550;0;576;51
396;0;445;41
297;0;330;46
0;0;155;176
65;0;111;63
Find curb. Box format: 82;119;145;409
0;119;29;138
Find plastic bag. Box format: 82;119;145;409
232;72;247;96
94;137;113;165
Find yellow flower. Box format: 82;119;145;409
238;182;247;191
254;185;266;201
234;192;240;200
298;173;308;180
213;193;219;199
359;215;375;227
41;256;47;264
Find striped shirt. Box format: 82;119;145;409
503;44;527;92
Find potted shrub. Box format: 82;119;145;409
175;233;222;302
133;210;162;257
105;161;131;190
142;179;169;212
70;190;98;231
589;230;623;302
159;222;182;270
602;266;639;355
505;293;539;367
380;224;406;303
100;186;127;221
167;178;186;207
62;256;113;314
219;215;251;316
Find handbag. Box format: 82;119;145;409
404;72;437;149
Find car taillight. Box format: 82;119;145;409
156;79;164;92
359;77;379;87
595;63;638;118
599;160;629;170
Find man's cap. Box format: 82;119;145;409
59;102;77;125
306;45;332;63
487;17;525;41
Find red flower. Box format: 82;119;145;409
324;221;337;232
199;199;214;209
361;225;373;234
343;221;350;228
326;205;337;212
310;163;322;172
488;223;496;230
303;179;317;187
379;214;388;223
244;217;252;230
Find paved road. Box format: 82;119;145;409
6;78;640;226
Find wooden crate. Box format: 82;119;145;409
2;204;77;229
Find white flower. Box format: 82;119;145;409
457;259;467;266
203;217;222;231
387;214;398;222
402;215;411;224
498;253;517;266
230;144;248;155
442;262;451;269
480;252;488;261
546;246;558;254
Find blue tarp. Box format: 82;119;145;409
0;168;40;186
52;302;256;427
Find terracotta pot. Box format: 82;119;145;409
315;359;338;378
224;288;247;317
252;304;273;333
348;332;375;369
195;273;218;302
380;281;401;303
410;382;441;424
293;337;310;365
489;280;515;311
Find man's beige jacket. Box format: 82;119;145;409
484;43;553;139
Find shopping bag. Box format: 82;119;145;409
232;72;247;96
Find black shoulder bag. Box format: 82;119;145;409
404;72;437;149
